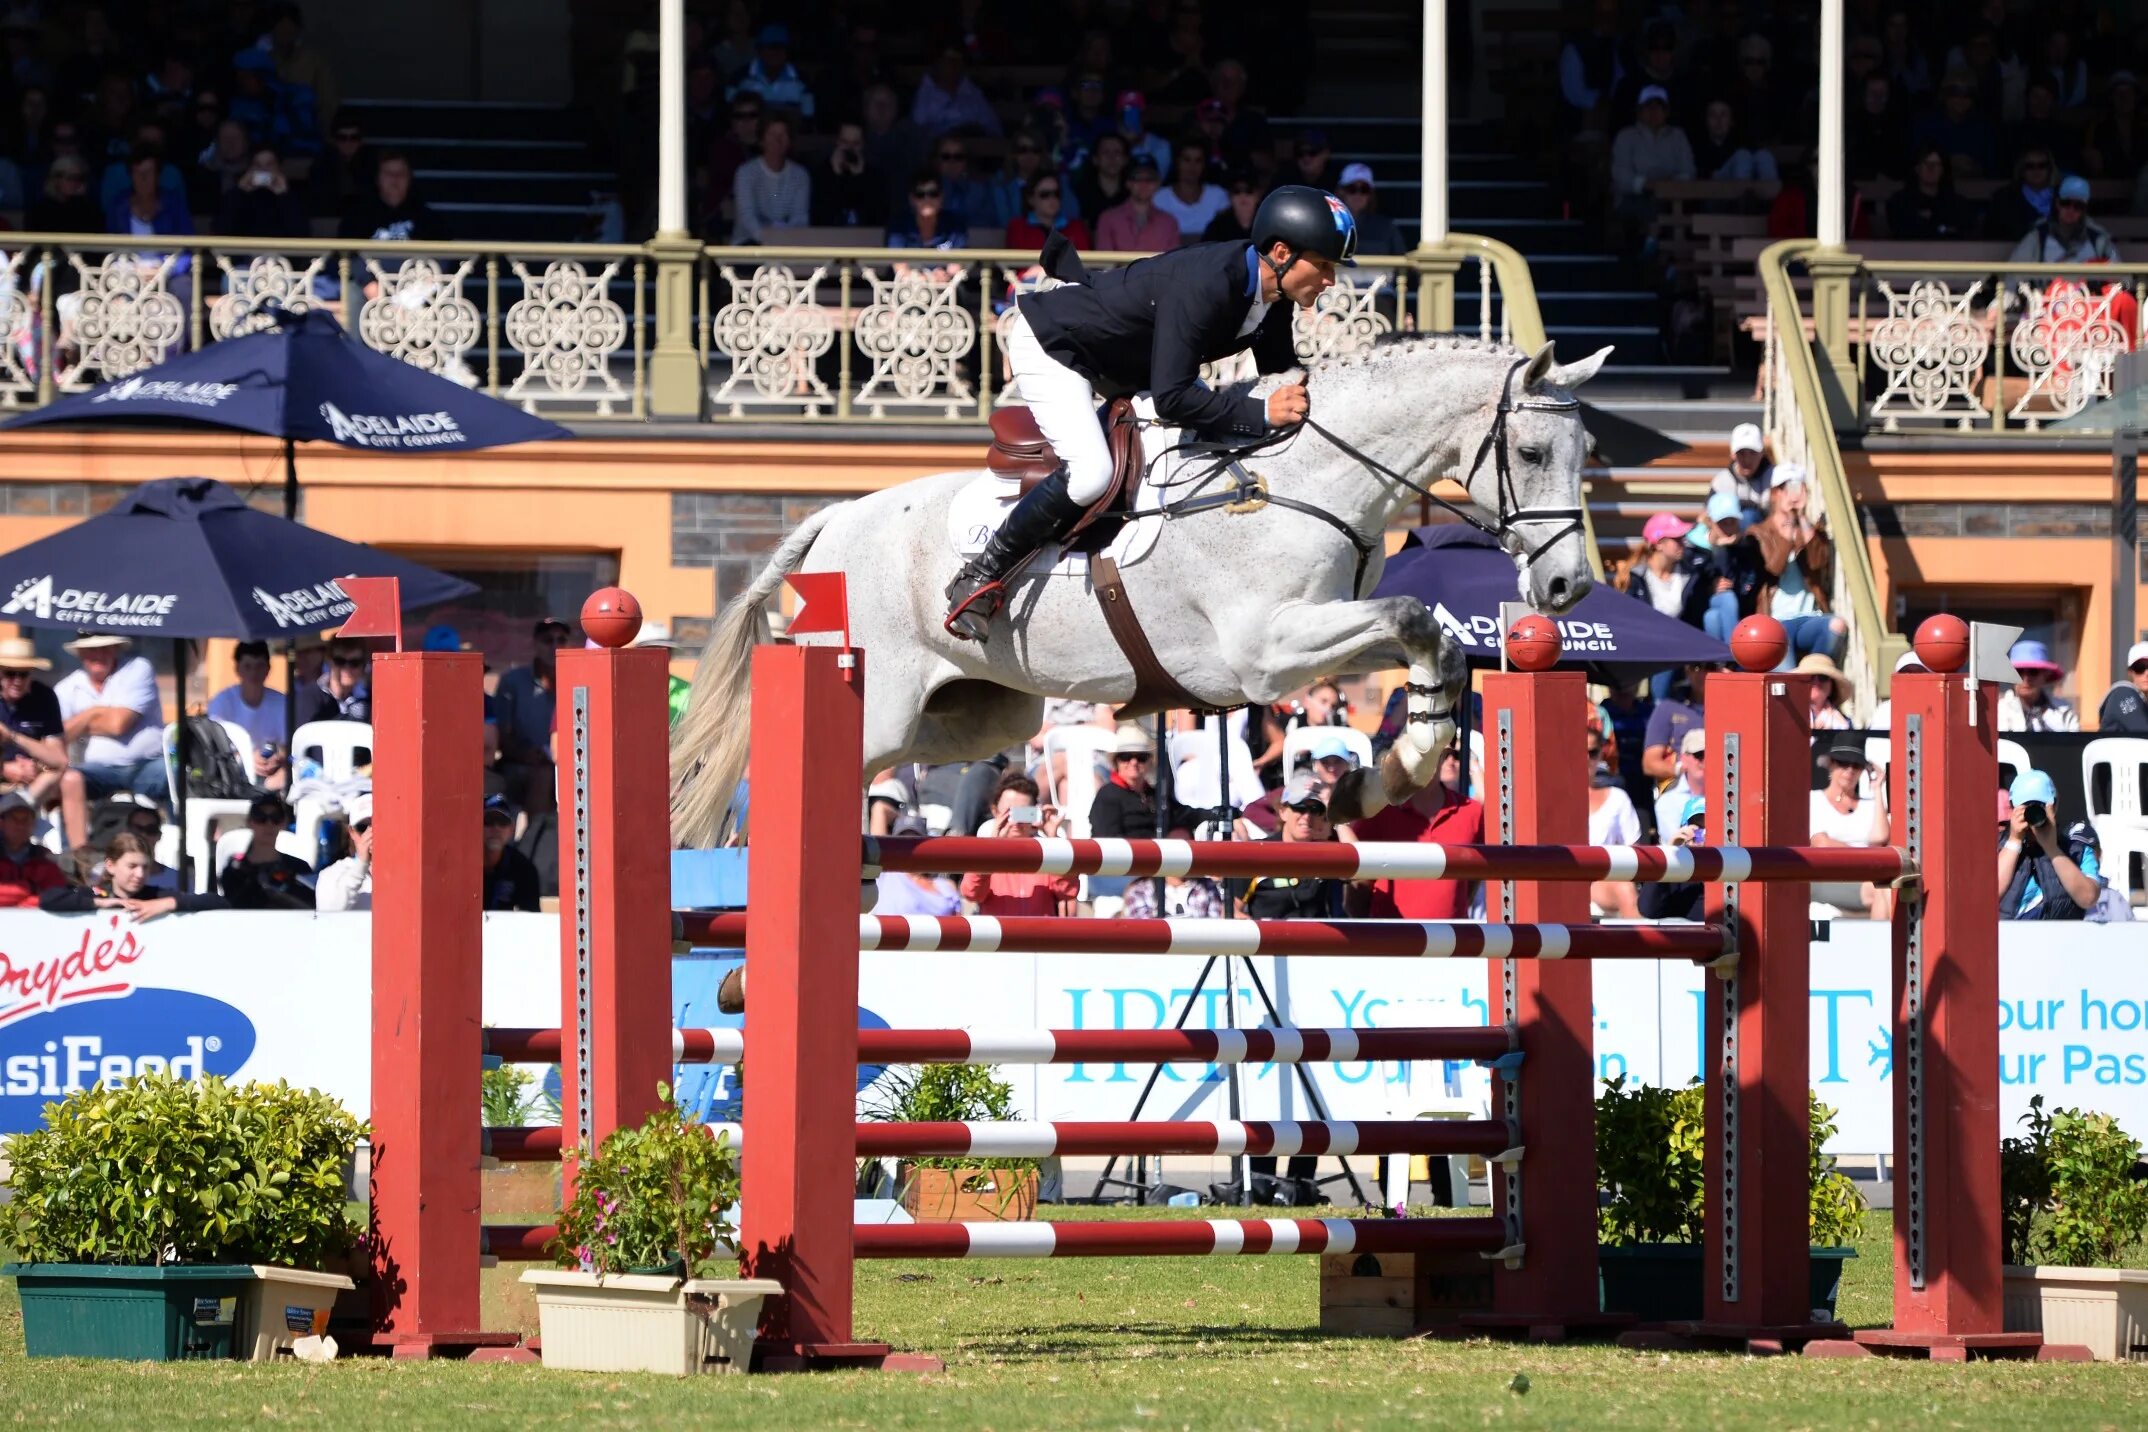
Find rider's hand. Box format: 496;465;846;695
1266;384;1309;427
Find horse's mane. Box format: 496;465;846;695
1220;332;1527;403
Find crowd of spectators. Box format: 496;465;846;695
678;3;1407;259
0;603;681;917
0;2;446;254
1565;4;2148;269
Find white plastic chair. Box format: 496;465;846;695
1279;724;1375;776
1040;724;1117;836
1997;738;2031;792
291;720;373;782
164;721;255;893
2082;737;2148;902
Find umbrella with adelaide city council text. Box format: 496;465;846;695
0;307;571;520
0;476;477;883
1371;523;1731;679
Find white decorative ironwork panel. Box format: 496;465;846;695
2006;279;2131;426
1295;276;1393;361
0;249;36;406
505;258;628;413
710;263;834;416
210;253;326;339
1868;279;1990;430
59;250;186;388
853;264;976;417
358;255;480;386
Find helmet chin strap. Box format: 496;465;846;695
1259;243;1299;292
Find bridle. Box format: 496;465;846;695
1135;353;1587;594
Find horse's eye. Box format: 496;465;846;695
1518;446;1546;464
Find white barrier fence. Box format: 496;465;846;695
2;912;2142;1151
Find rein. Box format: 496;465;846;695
1122;354;1586;594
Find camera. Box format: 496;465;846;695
1005;806;1042;826
2020;799;2049;829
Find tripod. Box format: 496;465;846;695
1087;707;1371;1209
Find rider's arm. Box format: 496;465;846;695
1148;282;1270;437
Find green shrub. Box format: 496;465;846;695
2000;1096;2148;1269
550;1084;739;1277
1595;1076;1706;1245
481;1062;544;1127
1;1073;365;1269
1594;1078;1867;1247
863;1062;1037;1173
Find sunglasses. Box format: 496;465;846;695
332;655;367;668
1116;751;1151;762
1032;186;1060;198
2131;662;2148;675
2058;198;2086;208
247;813;281;826
912;185;941;198
1340;183;1372;194
351;819;372;834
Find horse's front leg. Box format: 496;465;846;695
1231;597;1466;820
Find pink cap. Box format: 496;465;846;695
1642;512;1692;546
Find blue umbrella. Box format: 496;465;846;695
0;476;475;640
1373;523;1731;678
0;308;570;517
0;476;476;884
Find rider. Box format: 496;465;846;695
944;184;1358;641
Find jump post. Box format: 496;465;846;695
363;590;2076;1364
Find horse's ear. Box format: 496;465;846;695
1546;345;1615;391
1520;341;1558;392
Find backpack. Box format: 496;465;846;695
177;716;254;800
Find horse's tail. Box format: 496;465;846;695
669;502;846;847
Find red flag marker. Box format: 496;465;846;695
336;575;403;650
784;572;850;649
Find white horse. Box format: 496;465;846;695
672;335;1608;844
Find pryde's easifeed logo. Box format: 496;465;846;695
91;375;240;408
0;920;255;1132
0;574;178;628
252;581;357;630
318;400;466;450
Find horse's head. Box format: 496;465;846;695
1456;341;1609;616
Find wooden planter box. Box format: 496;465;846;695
522;1270;782;1375
1318;1246;1494;1335
899;1165;1039;1223
2005;1265;2148;1361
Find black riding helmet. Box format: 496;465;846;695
1251;184;1358;281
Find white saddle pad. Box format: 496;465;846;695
946;399;1174;575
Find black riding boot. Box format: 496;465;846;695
944;466;1088;642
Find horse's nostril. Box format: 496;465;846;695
1547;577;1571;607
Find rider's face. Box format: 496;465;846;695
1277;252;1336;308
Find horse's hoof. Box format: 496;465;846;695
717;965;746;1014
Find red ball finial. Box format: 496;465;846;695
1729;615;1789;672
1913;613;1970;674
1506;614;1561;672
581;587;643;649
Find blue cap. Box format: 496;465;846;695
420;624;464;653
2008;769;2058;808
483;793;518;822
756;22;790;47
1705;491;1743;525
2059;174;2091;203
1308;731;1355;763
1680;796;1707;828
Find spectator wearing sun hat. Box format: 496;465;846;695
2100;640;2148;734
1711;423;1775;522
0;637;67;810
1796;652;1856;729
2009;173;2121;264
1997;638;2080;732
54;633;167;844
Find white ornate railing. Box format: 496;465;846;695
0;235;1540;427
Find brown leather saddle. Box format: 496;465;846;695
982;396;1206;717
986;396;1142;547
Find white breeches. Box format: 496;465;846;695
1004;308;1116;505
